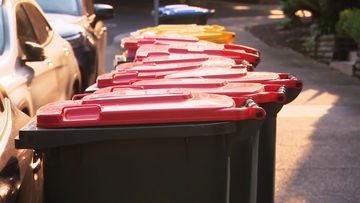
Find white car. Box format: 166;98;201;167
0;0;82;117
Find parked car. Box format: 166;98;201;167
36;0;114;90
0;0;82;117
0;85;43;203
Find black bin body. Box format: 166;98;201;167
17;120;262;203
256;87;302;203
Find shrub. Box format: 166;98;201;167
281;0;360;35
336;9;360;44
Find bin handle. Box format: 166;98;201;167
288;74;303;89
243;98;259;108
61;105;101;121
72;93;90;100
261;84;286;103
109;85;144;92
224;44;260;56
232;97;266;119
275;85;287;103
243;98;266;119
277;73;303;89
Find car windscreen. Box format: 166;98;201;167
36;0;81;16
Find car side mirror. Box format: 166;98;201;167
24;41;45;62
94;4;114;20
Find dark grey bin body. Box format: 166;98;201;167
17;119;262;203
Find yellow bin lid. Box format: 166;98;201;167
131;24;235;44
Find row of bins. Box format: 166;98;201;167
16;26;303;203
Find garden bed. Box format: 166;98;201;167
248;22;311;56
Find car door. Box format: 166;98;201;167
83;0;106;75
22;3;72;101
16;4;59;110
0;88;41;203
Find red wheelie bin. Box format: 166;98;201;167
134;43;260;68
87;66;303;203
121;36;260;65
16;89;265;203
92;78;287;203
162;68;303;203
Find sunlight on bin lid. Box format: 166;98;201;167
96;63;246;88
96;78;287;105
135;44;260;66
122;36;259;57
140;54;236;67
116;57;238;73
165;68;280;82
36;89;266;128
164;67;247;79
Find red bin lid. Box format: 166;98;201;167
141;55;241;68
96;71;141;87
165;68;279;81
165;67;249;79
164;69;303;90
135;44;260;65
116;57;240;73
96;66;249;89
114;78;286;104
122;36;259;52
141;54;210;64
36;89;266;128
117;62;202;72
121;36;199;49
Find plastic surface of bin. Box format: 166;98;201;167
95;78;287;203
165;68;303;103
16;89;265;203
95;66;249;89
95;79;286;202
115;56;246;73
158;4;215;25
121;36;260;64
135;44;260;67
97;78;286;105
116;55;239;71
139;54;254;70
96;70;141;87
159;4;214;16
164;68;303;203
140;54;253;70
131;24;235;44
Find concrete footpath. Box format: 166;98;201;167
105;3;360;202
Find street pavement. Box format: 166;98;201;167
104;2;360;202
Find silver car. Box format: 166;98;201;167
36;0;113;90
0;0;82;117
